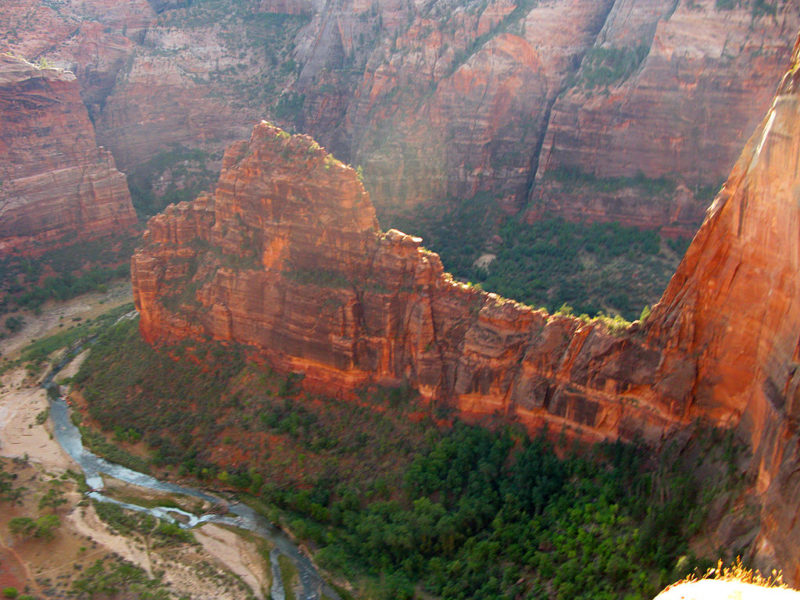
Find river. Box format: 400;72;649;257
45;357;341;600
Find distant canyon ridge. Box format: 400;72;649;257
1;0;799;251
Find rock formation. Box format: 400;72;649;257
133;30;800;577
529;0;800;236
646;33;800;581
132;122;696;445
2;0;797;237
0;55;136;255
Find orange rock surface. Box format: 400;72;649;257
0;55;136;255
646;33;800;581
133;32;800;577
132;122;691;446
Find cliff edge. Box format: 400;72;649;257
0;55;136;255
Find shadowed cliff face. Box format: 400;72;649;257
0;55;136;255
2;0;797;236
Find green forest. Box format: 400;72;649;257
389;195;690;321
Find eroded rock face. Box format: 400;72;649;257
529;0;800;234
3;0;796;236
0;55;136;254
134;31;800;575
645;34;800;581
132;121;693;445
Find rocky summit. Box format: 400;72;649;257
133;121;696;446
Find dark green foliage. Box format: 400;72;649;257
0;236;137;316
75;313;749;600
475;217;664;319
667;236;692;257
127;145;217;219
274;91;306;121
80;427;152;474
72;558;172;599
4;316;23;332
714;0;776;15
548;167;676;196
388;188;684;320
309;426;717;599
38;487;67;512
14;303;134;369
0;459;24;505
93;501;196;546
75;318;246;473
8;514;60;540
390;192;500;279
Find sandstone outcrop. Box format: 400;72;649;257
645;33;800;582
529;0;800;233
0;55;136;255
2;0;797;239
133;30;800;577
133;121;696;445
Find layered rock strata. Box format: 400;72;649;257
529;0;800;234
0;55;136;255
3;0;796;236
132;122;697;445
646;34;800;581
134;32;800;575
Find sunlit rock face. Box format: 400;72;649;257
0;55;136;255
646;33;800;583
132;121;692;445
134;31;800;581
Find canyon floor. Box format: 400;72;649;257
0;283;275;599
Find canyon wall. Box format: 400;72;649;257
0;54;136;255
645;34;800;581
132;122;699;446
133;30;800;575
2;0;797;236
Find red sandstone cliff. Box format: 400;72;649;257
0;55;136;255
3;0;796;236
132;122;694;445
133;31;800;575
645;33;800;581
529;0;800;235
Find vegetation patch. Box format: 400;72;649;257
73;315;754;599
0;236;137;317
127;145;217;220
389;193;686;320
572;45;649;90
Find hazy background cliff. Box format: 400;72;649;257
2;0;798;318
1;0;796;226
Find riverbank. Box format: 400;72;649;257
0;288;275;599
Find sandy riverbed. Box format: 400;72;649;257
0;287;271;599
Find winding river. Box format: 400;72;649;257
45;357;340;600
